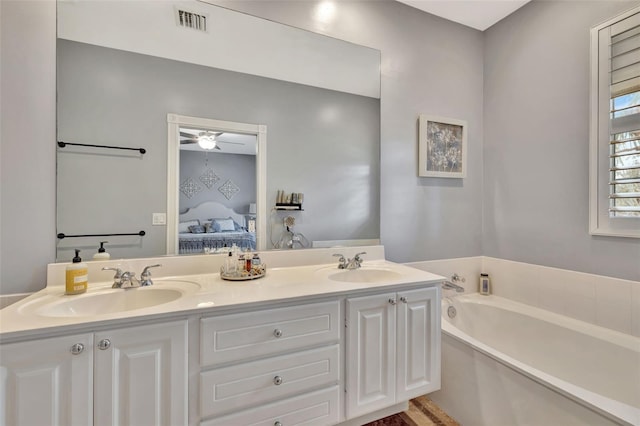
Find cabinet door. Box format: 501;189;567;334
0;333;93;426
396;287;441;401
345;292;396;419
94;320;187;426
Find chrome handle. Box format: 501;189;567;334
102;267;123;276
97;339;111;350
388;298;396;305
141;264;161;277
274;422;282;426
451;273;466;283
273;329;283;338
70;343;84;355
273;376;283;385
400;296;408;304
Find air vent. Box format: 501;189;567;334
176;9;207;32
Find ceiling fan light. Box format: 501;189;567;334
198;135;217;150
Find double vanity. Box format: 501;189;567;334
0;246;443;426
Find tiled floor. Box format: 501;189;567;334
363;396;460;426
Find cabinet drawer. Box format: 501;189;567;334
201;385;340;426
200;345;340;418
200;300;340;366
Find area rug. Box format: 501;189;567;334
362;396;460;426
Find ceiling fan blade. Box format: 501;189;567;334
180;139;198;144
217;140;245;145
198;131;224;137
180;131;198;138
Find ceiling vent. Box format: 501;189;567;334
176;8;208;32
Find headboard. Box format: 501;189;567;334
179;201;246;227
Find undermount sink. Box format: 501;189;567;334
26;280;199;317
327;268;403;283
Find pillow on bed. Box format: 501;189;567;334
203;222;214;233
178;219;200;233
188;224;205;234
212;218;236;232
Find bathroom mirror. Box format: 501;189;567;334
55;0;381;261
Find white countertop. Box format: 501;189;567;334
0;249;444;342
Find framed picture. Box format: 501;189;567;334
418;115;467;178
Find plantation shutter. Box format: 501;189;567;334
609;13;640;217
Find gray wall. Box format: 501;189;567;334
484;1;640;280
1;1;57;294
216;0;486;263
57;40;379;261
179;151;256;213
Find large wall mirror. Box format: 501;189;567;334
55;0;381;261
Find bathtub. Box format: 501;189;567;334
432;294;640;426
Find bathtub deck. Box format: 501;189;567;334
363;397;460;426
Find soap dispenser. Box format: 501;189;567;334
93;241;111;260
66;249;88;295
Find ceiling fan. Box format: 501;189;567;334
180;130;223;150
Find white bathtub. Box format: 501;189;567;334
433;294;640;426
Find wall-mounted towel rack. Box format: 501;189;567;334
57;141;146;154
57;231;146;239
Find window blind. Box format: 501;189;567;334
609;14;640;217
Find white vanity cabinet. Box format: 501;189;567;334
94;320;188;425
345;286;440;419
0;332;94;426
0;320;188;426
199;300;342;425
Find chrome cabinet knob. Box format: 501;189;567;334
388;298;396;305
274;422;282;426
400;296;408;303
273;376;283;385
273;329;283;338
70;343;84;355
97;339;111;350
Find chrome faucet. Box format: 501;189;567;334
333;252;367;270
102;264;162;289
442;273;465;293
442;280;465;292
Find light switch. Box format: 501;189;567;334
152;213;166;225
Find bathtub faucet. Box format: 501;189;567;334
442;280;465;293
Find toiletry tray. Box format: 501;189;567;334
220;265;266;281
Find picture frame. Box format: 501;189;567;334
418;114;467;178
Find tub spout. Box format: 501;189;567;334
442;280;465;293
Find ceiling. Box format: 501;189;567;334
395;0;531;31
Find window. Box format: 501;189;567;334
590;6;640;237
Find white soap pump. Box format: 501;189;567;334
93;241;111;260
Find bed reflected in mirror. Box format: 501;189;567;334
176;126;258;254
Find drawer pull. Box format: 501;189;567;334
273;375;283;385
400;296;408;303
273;328;283;338
388;298;396;305
97;339;111;350
274;422;282;426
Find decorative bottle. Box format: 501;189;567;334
479;273;491;295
